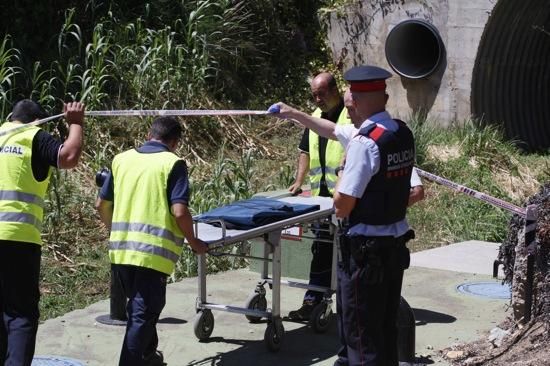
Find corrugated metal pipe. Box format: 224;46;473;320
472;0;550;151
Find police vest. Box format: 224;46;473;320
109;149;185;275
0;122;51;245
349;119;415;226
309;107;351;197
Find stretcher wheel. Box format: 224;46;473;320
193;310;214;341
309;303;333;333
264;321;284;352
244;293;267;323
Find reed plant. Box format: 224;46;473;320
0;35;20;118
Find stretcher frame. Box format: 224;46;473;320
192;195;338;351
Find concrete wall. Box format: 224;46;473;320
324;0;497;125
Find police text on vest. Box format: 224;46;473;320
0;145;24;155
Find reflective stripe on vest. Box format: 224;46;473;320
111;222;185;247
0;212;42;230
310;180;336;192
110;241;180;263
109;148;184;275
0;190;44;207
0;122;50;245
308;107;351;196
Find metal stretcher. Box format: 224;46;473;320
192;194;337;351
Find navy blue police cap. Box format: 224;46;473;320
344;65;392;92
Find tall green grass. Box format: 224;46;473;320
407;116;545;250
0;1;326;152
0;0;329;321
0;36;20;118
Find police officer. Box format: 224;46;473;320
288;72;352;321
0;99;85;365
96;116;207;366
275;65;416;365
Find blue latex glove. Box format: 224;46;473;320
267;104;280;114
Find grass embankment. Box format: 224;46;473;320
38;116;548;320
407;117;548;251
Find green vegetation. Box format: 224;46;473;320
1;0;328;320
407;115;547;250
0;1;547;320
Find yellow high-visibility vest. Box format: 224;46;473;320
308;107;351;196
0;122;51;245
109;148;185;275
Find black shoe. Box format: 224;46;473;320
143;350;164;366
288;303;315;321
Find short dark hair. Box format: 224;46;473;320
150;116;182;143
9;99;49;123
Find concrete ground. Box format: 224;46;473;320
34;241;510;366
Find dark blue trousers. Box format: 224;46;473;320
0;241;41;366
112;264;167;366
334;236;409;366
304;223;334;304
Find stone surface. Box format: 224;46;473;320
323;0;497;124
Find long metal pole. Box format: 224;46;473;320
86;109;271;117
0;109;272;139
0;113;65;138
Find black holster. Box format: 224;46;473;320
397;229;415;270
339;229;415;282
339;232;351;270
339;234;391;284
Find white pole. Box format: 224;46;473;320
85;109;271;117
0;109;274;138
0;113;65;138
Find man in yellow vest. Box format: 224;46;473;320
288;72;352;321
0;99;85;365
274;65;426;365
96;116;207;366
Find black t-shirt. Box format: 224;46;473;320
298;99;344;196
32;130;61;181
298;99;345;160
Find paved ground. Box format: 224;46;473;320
34;241;510;366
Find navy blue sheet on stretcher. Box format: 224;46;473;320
194;197;320;230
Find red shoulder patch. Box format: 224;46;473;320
368;126;385;141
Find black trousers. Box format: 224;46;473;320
334;235;410;366
304;222;334;304
112;264;167;366
0;240;41;366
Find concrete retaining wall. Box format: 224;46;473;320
323;0;497;125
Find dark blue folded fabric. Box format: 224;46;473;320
195;197;320;230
